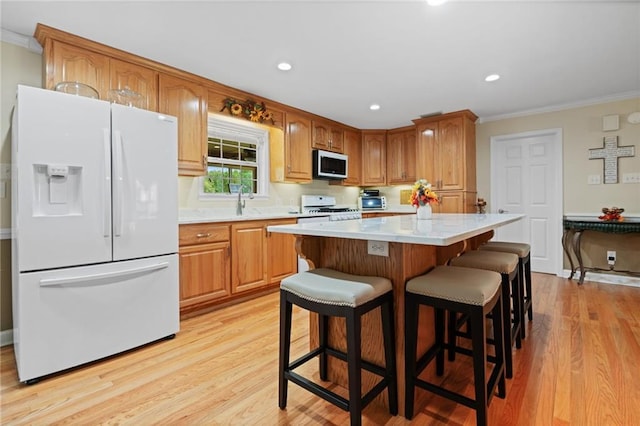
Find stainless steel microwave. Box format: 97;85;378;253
358;196;387;210
312;149;348;180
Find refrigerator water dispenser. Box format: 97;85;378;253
33;164;83;216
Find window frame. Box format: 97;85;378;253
199;116;270;200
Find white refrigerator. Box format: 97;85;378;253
11;85;179;383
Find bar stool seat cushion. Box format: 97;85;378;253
406;266;501;306
280;268;392;308
479;241;530;257
450;250;518;275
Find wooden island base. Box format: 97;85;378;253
296;231;493;418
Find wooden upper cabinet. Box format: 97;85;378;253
361;131;387;186
109;58;158;111
342;129;362;185
281;112;312;182
387;127;417;185
312;119;344;153
414;110;477;192
158;73;208;176
46;41;158;111
48;40;110;98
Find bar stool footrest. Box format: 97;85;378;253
286;346;392;413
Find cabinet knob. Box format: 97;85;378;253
196;233;212;238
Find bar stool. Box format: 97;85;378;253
405;266;506;426
479;241;533;336
449;250;522;379
278;268;398;426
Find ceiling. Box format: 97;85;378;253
2;1;640;128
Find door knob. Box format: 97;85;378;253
498;209;509;214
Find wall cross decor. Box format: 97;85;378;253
589;136;635;184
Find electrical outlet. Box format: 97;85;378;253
607;250;616;265
367;240;389;257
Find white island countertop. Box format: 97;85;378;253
267;213;525;246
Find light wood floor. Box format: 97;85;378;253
2;273;640;425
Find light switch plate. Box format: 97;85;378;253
587;174;601;185
0;164;10;180
622;172;640;183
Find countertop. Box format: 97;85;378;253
178;205;418;224
266;213;525;246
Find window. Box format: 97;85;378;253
200;117;269;198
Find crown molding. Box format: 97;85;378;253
0;28;42;54
479;90;640;123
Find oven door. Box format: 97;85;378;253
296;215;331;271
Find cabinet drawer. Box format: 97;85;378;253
180;224;229;245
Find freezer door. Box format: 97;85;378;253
111;104;178;261
13;255;179;382
13;86;112;272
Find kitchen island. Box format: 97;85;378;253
268;213;524;417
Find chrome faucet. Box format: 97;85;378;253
236;187;245;216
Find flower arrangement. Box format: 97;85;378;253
220;98;274;124
599;206;624;222
409;179;439;207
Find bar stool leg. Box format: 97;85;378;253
404;295;419;420
500;274;514;379
525;256;533;321
319;313;328;381
346;310;362;426
470;308;488;426
279;292;292;409
381;295;398;415
435;308;445;375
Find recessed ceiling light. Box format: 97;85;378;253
369;104;381;111
277;62;292;71
485;74;500;82
426;0;448;6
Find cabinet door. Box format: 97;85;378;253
179;242;231;309
329;127;344;152
267;219;297;283
436;117;465;191
158;73;207;176
361;131;387;186
284;112;313;182
49;41;109;99
342;129;361;185
434;191;464;213
231;222;268;294
110;58;158;111
416;123;437;186
387;129;416;184
312;121;330;150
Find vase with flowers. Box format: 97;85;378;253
410;179;439;219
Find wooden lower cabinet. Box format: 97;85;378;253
231;221;269;294
267;219;298;282
180;218;297;315
433;191;477;213
179;223;231;313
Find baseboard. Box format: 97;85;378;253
560;269;640;288
0;329;14;347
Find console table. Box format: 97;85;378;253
562;217;640;284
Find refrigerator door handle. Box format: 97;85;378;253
113;130;124;237
103;129;111;237
39;262;170;287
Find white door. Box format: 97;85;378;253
14;86;112;271
111;104;178;261
490;129;563;274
